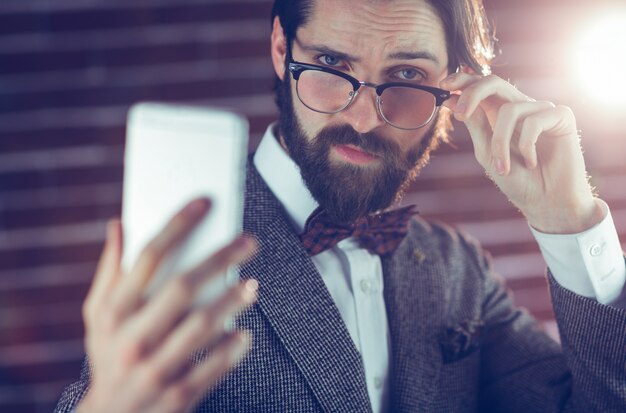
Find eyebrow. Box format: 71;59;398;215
386;50;440;65
296;40;440;66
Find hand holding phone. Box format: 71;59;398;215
78;201;258;413
77;103;256;412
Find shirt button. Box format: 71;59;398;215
590;244;602;257
374;377;383;389
360;279;373;294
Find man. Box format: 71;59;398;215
56;0;626;412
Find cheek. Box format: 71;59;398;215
291;81;331;137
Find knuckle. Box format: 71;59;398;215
522;115;541;132
171;276;196;299
497;102;518;119
119;337;146;365
556;105;575;120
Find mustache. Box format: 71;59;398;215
315;124;406;165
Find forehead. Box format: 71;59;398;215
297;0;448;67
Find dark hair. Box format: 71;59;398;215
271;0;496;142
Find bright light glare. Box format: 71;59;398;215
572;10;626;106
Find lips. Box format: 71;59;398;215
333;144;379;165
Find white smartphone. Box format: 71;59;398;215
122;102;248;304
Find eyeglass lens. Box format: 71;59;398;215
295;70;438;129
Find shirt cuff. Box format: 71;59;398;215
529;199;626;305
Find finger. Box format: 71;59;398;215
491;101;556;175
517;105;575;170
183;236;258;288
111;198;211;322
450;75;530;121
83;219;123;323
159;332;250;413
148;279;258;379
129;198;213;290
124;236;258;352
440;73;480;113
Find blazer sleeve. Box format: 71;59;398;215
53;357;91;413
469;233;626;412
548;264;626;411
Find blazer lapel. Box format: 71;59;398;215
382;224;447;412
239;164;372;413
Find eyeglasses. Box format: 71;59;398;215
288;60;451;130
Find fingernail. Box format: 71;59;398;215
244;279;259;293
242;279;259;303
186;198;209;215
493;157;505;175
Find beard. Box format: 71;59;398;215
275;74;440;224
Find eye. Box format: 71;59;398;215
393;68;424;81
317;54;341;67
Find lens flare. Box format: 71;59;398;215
572;9;626;106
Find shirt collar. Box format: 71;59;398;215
253;123;318;233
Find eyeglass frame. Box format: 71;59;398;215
287;60;452;130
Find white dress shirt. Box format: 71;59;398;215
253;123;626;413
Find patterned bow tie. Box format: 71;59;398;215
299;205;418;256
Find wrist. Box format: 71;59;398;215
527;198;604;234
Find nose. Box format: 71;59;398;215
338;85;386;134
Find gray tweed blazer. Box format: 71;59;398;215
56;162;626;413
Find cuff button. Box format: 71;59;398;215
589;244;602;257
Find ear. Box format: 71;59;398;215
270;15;288;81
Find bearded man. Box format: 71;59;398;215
56;0;626;412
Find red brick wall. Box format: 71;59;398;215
1;1;624;411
